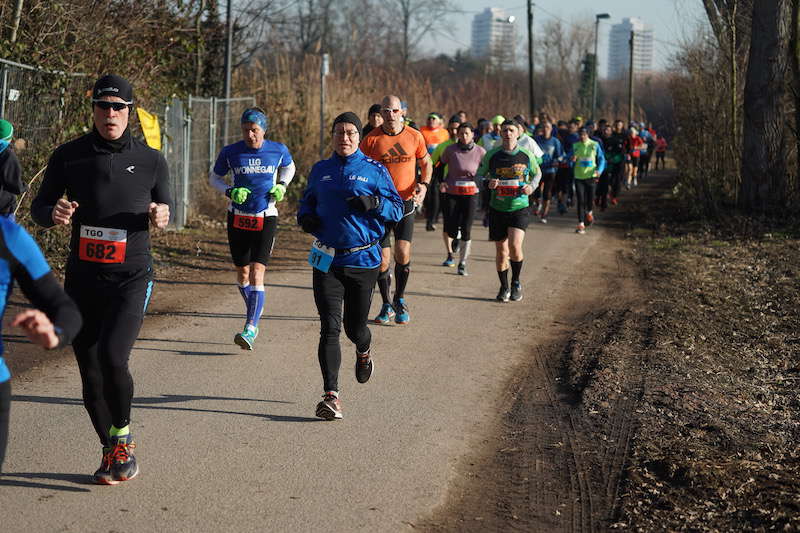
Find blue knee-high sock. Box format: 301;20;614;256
246;286;265;327
238;283;251;306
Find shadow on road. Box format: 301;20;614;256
12;394;321;424
0;474;92;492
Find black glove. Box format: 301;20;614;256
346;195;380;212
299;214;322;233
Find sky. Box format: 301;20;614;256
419;0;709;78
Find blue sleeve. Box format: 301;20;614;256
554;138;564;161
4;223;50;281
373;164;404;223
297;164;319;223
212;145;230;176
281;144;294;167
595;142;606;175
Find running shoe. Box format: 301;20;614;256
442;255;455;267
426;222;436;231
496;287;511;302
394;298;410;324
610;197;618;206
457;262;468;276
373;303;395;325
576;222;586;235
94;447;119;485
633;177;638;187
110;434;138;482
510;281;523;301
586;212;594;226
452;238;460;254
540;217;548;224
316;392;343;420
355;350;373;384
234;325;258;350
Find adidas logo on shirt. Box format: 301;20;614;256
380;143;412;164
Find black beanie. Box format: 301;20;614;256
93;74;133;103
332;111;362;134
448;114;462;125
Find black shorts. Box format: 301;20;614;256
379;199;415;248
628;156;640;167
488;206;530;241
227;212;278;267
655;152;665;160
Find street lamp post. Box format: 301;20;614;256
527;0;535;118
591;13;610;121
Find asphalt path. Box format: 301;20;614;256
2;207;612;532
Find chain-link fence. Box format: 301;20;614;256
1;57;255;230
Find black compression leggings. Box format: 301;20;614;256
66;266;152;446
0;380;9;472
574;179;596;224
443;194;477;241
313;266;379;392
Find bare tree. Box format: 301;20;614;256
386;0;455;71
741;0;791;210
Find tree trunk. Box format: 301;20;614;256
741;0;790;211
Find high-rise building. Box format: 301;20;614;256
607;17;654;79
471;7;517;66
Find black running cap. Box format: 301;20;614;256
332;111;362;134
93;74;133;103
367;104;382;115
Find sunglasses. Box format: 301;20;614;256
382;108;402;114
92;100;130;111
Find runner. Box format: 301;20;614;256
421;112;450;232
571;127;606;234
0;218;82;473
31;74;172;484
624;126;644;189
654;133;668;170
298;112;403;420
209;107;296;350
478;115;505;151
599;123;624;210
429;115;461;248
439;122;485;275
533;121;565;223
362;104;383;138
0;119;26;219
556;119;580;213
637;123;653;179
479;119;541;302
360;94;431;325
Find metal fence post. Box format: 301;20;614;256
0;65;7;118
183;100;191;227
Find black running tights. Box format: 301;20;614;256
65;267;151;446
313;266;379;392
574;179;596;224
0;380;9;472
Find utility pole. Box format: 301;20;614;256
527;0;535;118
591;13;610;120
628;30;635;124
223;0;233;144
319;53;329;159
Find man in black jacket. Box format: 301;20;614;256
31;74;172;485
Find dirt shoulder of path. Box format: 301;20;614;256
419;172;800;531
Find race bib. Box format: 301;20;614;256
78;225;127;264
453;179;478;195
232;209;264;231
308;240;334;273
496;179;520;197
579;157;594;168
